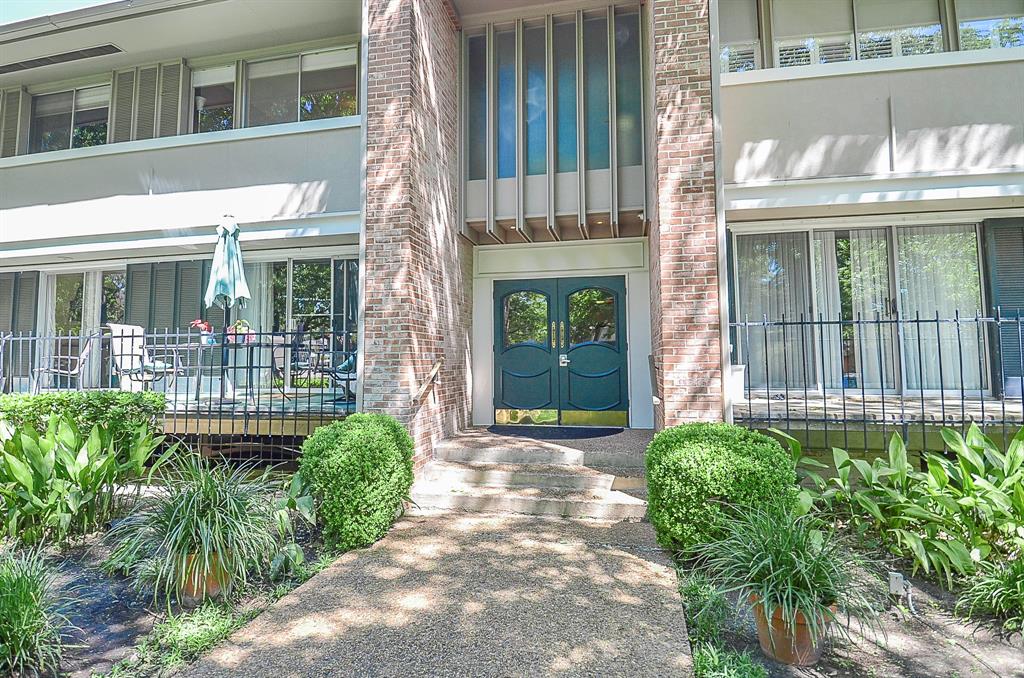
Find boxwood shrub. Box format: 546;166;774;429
646;423;796;553
0;391;165;445
299;413;414;551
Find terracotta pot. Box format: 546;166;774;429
181;553;227;601
749;594;836;666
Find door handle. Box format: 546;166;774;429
560;321;566;349
551;321;556;349
559;354;570;367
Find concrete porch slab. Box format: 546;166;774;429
185;515;691;677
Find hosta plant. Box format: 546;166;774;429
776;425;1024;588
0;416;166;545
0;546;72;677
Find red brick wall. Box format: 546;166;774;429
362;0;472;467
648;0;723;427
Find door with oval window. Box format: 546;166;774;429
494;276;628;426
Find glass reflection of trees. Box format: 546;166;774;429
504;291;549;347
569;288;616;346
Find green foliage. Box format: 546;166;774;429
789;425;1024;588
695;499;884;647
645;423;797;553
691;643;767;678
958;557;1024;634
0;391;165;448
0;547;71;677
104;602;253;677
299;414;414;551
678;571;731;645
103;454;290;605
0;416;165;545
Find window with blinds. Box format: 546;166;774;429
985;218;1024;394
957;0;1024;50
720;0;761;72
773;0;856;66
28;85;110;154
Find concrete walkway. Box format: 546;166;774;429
186;515;691;677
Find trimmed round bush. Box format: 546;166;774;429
299;414;414;551
645;423;796;553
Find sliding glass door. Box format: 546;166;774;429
734;223;988;394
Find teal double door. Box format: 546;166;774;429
494;276;628;426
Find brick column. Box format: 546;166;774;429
360;0;472;466
648;0;723;427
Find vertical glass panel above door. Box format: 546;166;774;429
553;19;578;173
773;0;855;66
300;48;358;121
246;56;299;127
897;224;986;391
855;0;943;59
72;86;110;148
956;0;1024;49
495;29;517;179
813;229;898;391
30;91;73;153
719;0;760;72
466;34;488;181
583;15;610;171
734;232;815;389
192;65;235;133
523;25;547;176
614;10;643;168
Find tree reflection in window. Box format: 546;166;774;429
569;288;616;346
504;291;549;347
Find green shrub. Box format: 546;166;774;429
691;643;767;678
645;423;796;552
0;547;71;677
0;416;165;545
958;557;1024;633
104;453;299;604
679;571;731;645
0;391;165;447
299;414;414;551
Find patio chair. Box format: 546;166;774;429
31;333;99;394
319;350;357;402
108;323;182;392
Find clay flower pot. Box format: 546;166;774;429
749;594;836;666
181;553;227;601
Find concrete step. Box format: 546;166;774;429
408;480;648;520
435;439;646;470
419;460;619;491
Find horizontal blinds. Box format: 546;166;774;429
773;0;854;38
75;84;111;110
111;70;135;143
721;0;759;44
956;0;1024;21
192;64;235;87
856;0;942;31
301;47;357;71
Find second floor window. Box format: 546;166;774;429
245;48;357;128
957;0;1024;49
192;65;235;133
29;85;109;153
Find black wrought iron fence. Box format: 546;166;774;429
730;311;1024;451
0;328;357;460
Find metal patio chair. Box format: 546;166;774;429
31;333;99;394
108;323;183;391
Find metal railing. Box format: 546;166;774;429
730;311;1024;450
0;328;357;459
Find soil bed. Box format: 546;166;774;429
707;572;1023;678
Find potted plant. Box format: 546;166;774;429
695;499;882;666
226;318;255;344
190;318;216;345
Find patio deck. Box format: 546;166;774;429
162;391;355;436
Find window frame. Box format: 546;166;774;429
28;84;111;154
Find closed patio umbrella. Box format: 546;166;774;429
204;218;251;310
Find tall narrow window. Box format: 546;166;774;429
192;65;235;133
553;19;578;173
71;86;109;148
30;92;73;153
583;15;610;171
523;25;547;176
773;0;855;66
246;56;299;127
855;0;943;59
956;0;1024;49
495;30;517;179
720;0;760;72
615;10;643;168
300;49;358;120
466;35;488;181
